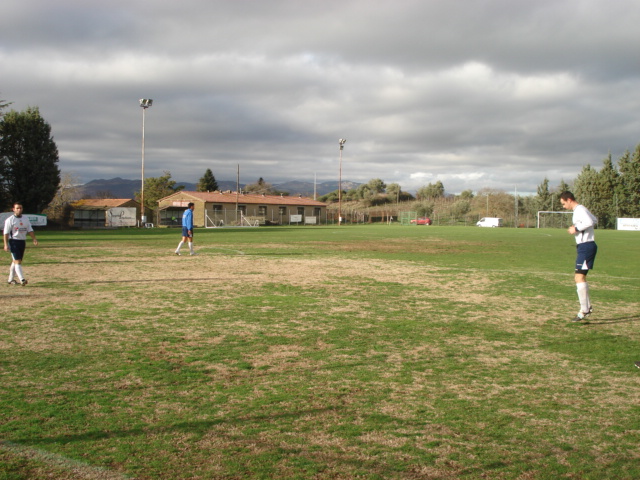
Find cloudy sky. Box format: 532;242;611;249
2;0;640;194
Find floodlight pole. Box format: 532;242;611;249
139;98;153;226
338;138;346;225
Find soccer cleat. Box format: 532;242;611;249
190;252;198;256
635;362;640;369
7;279;17;285
572;307;593;322
175;252;181;256
20;279;28;286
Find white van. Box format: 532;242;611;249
476;217;503;227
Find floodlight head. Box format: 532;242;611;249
339;138;346;149
139;99;153;108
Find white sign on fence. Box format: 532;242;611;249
304;216;317;225
107;208;137;227
617;218;640;231
290;214;302;223
0;212;47;226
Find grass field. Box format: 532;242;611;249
1;224;639;479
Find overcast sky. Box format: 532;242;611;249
2;0;640;195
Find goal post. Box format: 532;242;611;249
205;212;225;228
240;213;260;227
537;211;573;229
399;211;418;225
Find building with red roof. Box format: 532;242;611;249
157;191;327;226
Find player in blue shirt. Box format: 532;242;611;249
175;202;197;255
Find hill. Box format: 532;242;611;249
79;178;361;199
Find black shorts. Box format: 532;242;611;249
575;241;597;274
9;239;26;261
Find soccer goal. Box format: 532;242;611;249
399;211;418;225
205;212;225;228
240;213;260;227
536;211;573;229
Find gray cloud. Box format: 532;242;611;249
2;0;639;194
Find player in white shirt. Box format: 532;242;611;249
560;191;598;322
3;202;38;285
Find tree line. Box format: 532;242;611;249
317;150;640;228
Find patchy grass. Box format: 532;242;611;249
1;225;639;479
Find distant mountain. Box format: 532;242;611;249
80;178;234;198
79;178;361;199
79;178;143;198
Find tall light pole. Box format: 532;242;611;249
139;98;153;226
338;138;346;225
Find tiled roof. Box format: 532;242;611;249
159;191;327;207
72;199;137;209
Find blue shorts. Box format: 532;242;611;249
181;226;193;238
9;239;26;261
575;241;597;274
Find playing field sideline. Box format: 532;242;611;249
1;225;639;479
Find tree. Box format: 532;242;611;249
617;146;640;217
385;183;413;202
573;165;600;215
197;168;219;192
42;172;83;226
0;95;10;117
548;179;572;215
595;154;620;228
417;181;445;200
366;178;386;193
416;201;434;217
0;107;60;212
244;177;275;194
386;182;401;202
318;189;342;203
135;171;184;218
0;96;9;208
459;189;474;200
450;199;471;218
535;178;552;212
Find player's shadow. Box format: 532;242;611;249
11;406;344;446
582;314;640;325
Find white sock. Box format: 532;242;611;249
8;262;15;282
176;241;184;253
188;242;194;254
15;264;24;281
577;282;590;313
